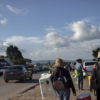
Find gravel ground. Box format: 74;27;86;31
7;72;97;100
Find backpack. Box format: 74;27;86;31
53;70;69;90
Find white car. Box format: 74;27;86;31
83;61;97;78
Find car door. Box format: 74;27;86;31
22;66;29;78
23;66;31;78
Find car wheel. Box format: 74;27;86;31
29;74;32;80
22;76;26;82
5;79;9;83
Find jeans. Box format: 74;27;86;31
78;76;83;89
56;88;70;100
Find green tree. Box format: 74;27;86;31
92;47;100;59
6;45;14;59
6;45;23;60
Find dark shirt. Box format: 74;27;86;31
51;67;76;94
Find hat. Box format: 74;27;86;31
53;58;66;68
97;51;100;59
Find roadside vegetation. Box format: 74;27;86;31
0;45;32;65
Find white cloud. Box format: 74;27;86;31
81;17;96;23
6;5;28;15
0;14;2;17
70;21;100;41
7;5;21;14
45;27;56;32
1;34;100;60
0;18;8;24
0;40;7;53
44;32;69;48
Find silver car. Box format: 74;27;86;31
83;61;97;78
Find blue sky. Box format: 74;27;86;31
0;0;100;61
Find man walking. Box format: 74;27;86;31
75;59;86;90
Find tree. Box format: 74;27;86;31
92;47;100;59
6;45;23;60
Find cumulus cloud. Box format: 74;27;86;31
6;5;28;15
0;40;7;53
44;32;69;48
70;21;100;41
0;18;8;24
5;36;44;45
29;40;100;60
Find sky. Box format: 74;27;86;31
0;0;100;61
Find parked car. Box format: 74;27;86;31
3;65;32;83
0;66;9;76
25;65;37;73
83;61;97;78
35;67;40;71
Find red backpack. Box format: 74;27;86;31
53;70;69;90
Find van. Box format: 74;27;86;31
83;61;97;78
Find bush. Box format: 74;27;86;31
12;58;26;65
44;68;49;70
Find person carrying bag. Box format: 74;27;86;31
90;51;100;100
51;58;76;100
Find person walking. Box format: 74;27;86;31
90;51;100;100
75;59;86;90
51;58;76;100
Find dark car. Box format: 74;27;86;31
3;65;32;83
0;66;9;76
25;65;37;73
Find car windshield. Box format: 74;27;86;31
0;63;9;68
6;66;22;71
85;62;97;66
2;67;9;69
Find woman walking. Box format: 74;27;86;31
51;58;76;100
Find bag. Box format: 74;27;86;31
91;63;100;90
91;63;100;96
53;70;69;90
75;69;81;76
91;77;99;90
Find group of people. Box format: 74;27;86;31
51;56;100;100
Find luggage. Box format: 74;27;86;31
76;93;91;100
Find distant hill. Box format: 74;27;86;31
31;59;93;64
